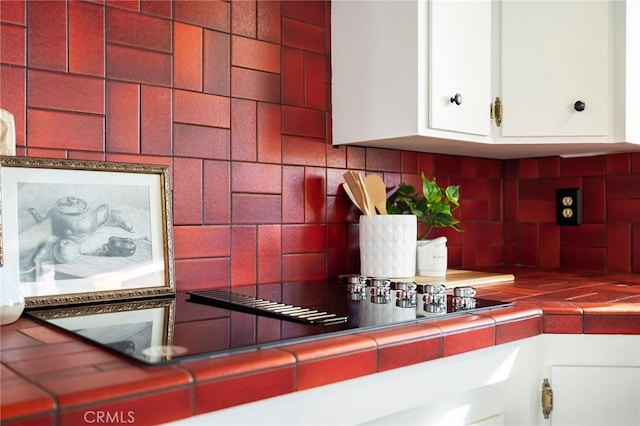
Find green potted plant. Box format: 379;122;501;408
387;173;462;276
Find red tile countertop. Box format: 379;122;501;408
2;267;640;425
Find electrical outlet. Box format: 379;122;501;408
556;188;580;226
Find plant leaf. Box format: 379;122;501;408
386;173;463;238
445;185;460;207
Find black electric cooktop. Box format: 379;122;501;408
26;277;512;365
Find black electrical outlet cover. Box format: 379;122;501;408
556;188;580;226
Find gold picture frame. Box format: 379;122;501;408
0;156;175;307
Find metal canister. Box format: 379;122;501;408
392;281;417;308
346;275;368;301
370;278;391;304
452;286;477;310
422;284;447;314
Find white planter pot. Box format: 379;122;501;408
359;215;416;278
416;236;448;277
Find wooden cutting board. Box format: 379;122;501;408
412;269;514;289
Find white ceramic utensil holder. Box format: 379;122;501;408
359;215;417;278
416;236;448;277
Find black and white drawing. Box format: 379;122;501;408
18;183;152;283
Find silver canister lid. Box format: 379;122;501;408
453;286;476;298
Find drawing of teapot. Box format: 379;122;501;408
27;196;110;243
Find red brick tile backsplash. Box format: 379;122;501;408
507;155;640;272
141;0;172;18
2;0;639;294
1;23;25;66
27;109;104;151
107;7;172;52
69;2;105;77
174;22;203;91
0;0;26;25
29;70;105;114
106;81;139;153
27;0;66;71
174;0;228;32
108;45;170;86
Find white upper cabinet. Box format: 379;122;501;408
331;0;640;159
331;0;493;157
429;0;492;136
499;0;608;138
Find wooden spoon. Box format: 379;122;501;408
364;173;388;214
343;171;374;215
354;171;375;215
342;182;364;213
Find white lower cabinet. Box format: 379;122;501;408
537;334;640;426
166;334;639;425
549;365;640;426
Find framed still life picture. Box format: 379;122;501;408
0;156;175;307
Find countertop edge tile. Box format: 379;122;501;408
36;365;193;409
579;302;640;314
441;322;496;357
295;347;377;390
583;314;640;335
358;322;443;372
278;334;378;390
434;315;497;357
0;378;57;421
278;333;377;362
435;313;496;335
180;348;296;382
58;387;193;426
542;313;584;334
495;315;543;345
193;366;296;414
356;321;442;347
1;413;55;426
537;301;584;315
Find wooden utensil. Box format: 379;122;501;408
353;171;375;215
342;171;367;214
343;171;374;215
342;183;364;213
364;173;388;214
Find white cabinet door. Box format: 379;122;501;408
429;0;492;136
331;0;493;150
500;0;608;137
331;1;422;145
550;365;640;426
